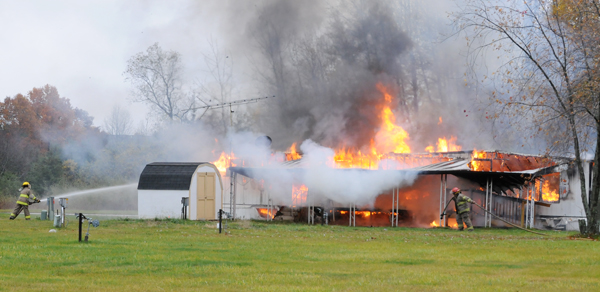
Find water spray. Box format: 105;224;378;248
39;183;138;202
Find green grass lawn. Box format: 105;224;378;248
0;216;598;292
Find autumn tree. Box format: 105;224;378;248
124;43;196;122
455;0;600;234
0;85;98;198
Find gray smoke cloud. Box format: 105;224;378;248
210;0;505;154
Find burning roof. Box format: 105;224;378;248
228;149;567;202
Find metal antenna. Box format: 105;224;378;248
196;95;273;121
195;95;273;220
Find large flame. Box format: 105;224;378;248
373;83;411;154
542;178;560;202
469;149;487;171
286;143;302;161
292;184;308;206
212;152;236;175
425;136;462;153
331;83;412;169
256;208;277;219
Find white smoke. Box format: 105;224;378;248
234;136;418;207
299;139;417;206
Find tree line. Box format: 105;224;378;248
0;85;159;206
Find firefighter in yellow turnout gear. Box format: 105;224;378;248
9;182;39;220
451;187;475;231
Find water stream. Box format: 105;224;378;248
39;183;138;202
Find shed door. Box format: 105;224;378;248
197;172;216;220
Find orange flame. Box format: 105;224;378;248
212;152;236;175
257;208;277;219
431;219;459;228
292;184;308;206
469;149;487;171
285;143;302;161
425;136;462;153
355;211;371;217
333;147;381;169
438;117;443;125
373;83;411;154
331;83;412;169
542;178;560;202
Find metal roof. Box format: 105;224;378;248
138;162;211;190
229;158;567;195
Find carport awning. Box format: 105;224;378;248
228;159;565;194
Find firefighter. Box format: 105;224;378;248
451;187;474;231
9;182;39;220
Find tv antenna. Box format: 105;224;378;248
196;95;273;125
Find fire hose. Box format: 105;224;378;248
440;200;548;236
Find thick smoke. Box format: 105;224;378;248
219;1;411;148
299;140;417;205
212;0;502;153
237;137;418;207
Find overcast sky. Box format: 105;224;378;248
0;0;232;128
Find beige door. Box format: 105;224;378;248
197;172;216;220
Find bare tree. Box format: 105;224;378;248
454;0;600;234
103;105;133;135
124;43;195;122
197;38;235;133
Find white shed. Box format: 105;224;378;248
137;162;223;220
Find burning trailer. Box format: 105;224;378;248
137;162;223;220
220;149;588;231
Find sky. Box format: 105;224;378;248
0;0;476;137
0;0;228;128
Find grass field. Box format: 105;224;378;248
0;216;599;292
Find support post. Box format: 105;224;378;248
443;175;447;227
439;174;443;227
521;200;526;228
229;170;234;220
392;187;396;227
395;187;399;227
232;173;237;220
218;209;223;234
332;206;335;222
78;213;83;242
349;203;356;227
489;178;493;228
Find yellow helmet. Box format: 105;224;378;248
22;182;30;187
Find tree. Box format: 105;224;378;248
197;38;235;134
124;43;196;122
454;0;600;234
103;105;133;135
0;85;98;197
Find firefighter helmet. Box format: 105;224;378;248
22;182;30;187
451;187;461;195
